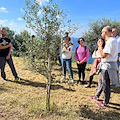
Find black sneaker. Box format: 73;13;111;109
14;77;20;82
77;80;81;84
80;81;85;85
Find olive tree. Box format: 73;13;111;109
23;0;79;110
14;30;31;56
83;17;120;53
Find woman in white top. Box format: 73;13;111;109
85;37;105;88
61;38;73;83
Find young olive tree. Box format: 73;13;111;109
23;0;79;111
83;17;120;53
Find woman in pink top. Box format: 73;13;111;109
75;37;89;84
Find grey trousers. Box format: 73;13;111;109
95;69;110;104
0;56;18;79
117;53;120;86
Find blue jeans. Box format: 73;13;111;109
62;58;73;79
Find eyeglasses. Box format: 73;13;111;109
80;40;84;42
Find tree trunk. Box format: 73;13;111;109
46;49;51;111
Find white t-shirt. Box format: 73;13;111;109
62;45;73;59
101;37;118;63
115;36;120;53
92;50;101;58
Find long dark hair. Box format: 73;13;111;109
94;37;105;52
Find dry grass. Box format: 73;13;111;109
0;57;120;120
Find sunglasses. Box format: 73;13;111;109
79;40;84;42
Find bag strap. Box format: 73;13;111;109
76;46;87;52
84;46;87;56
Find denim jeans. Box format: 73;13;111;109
62;58;73;79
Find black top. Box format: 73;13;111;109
0;37;11;57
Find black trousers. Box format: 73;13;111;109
0;56;18;79
89;73;95;84
77;62;87;80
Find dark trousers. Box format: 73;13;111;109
95;69;110;104
89;73;95;84
57;55;62;66
77;62;87;80
0;56;18;79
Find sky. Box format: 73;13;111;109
1;0;120;37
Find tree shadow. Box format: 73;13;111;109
7;78;76;92
111;87;120;94
75;102;120;120
109;102;120;110
0;86;7;92
54;67;63;72
72;69;78;74
85;68;91;71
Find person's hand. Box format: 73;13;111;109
79;60;84;64
6;55;10;60
68;48;71;51
119;57;120;62
77;61;80;64
70;43;73;45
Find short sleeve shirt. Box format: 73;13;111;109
92;50;101;58
101;37;118;62
0;37;11;57
116;36;120;53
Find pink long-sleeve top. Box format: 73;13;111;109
75;46;89;62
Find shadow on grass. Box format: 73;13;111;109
109;102;120;110
72;67;78;74
54;67;63;72
75;103;120;120
7;79;76;92
111;87;120;94
0;86;7;92
85;68;91;71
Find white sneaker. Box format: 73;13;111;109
60;76;66;82
71;79;74;83
2;78;7;81
68;79;74;85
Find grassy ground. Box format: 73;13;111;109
0;57;120;120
